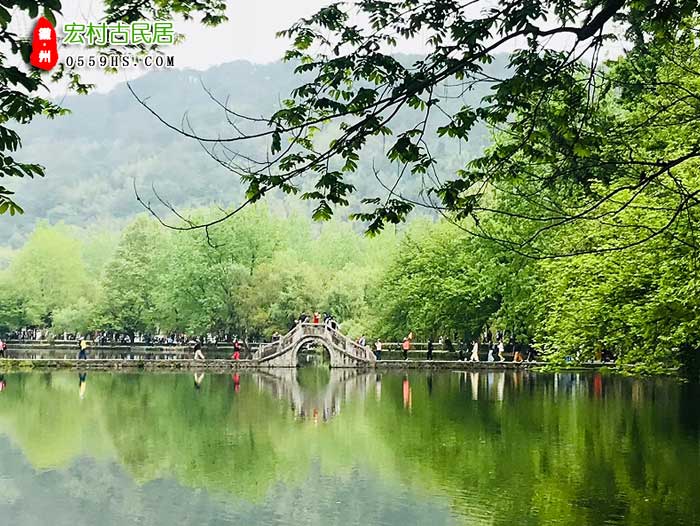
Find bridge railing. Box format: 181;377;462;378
255;342;278;361
254;324;303;360
253;323;376;363
323;325;376;362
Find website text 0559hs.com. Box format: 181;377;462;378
63;54;175;69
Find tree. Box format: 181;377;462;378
372;220;512;340
133;0;700;255
0;0;226;217
52;298;96;334
150;206;284;337
99;216;165;336
0;281;30;333
5;223;90;325
529;203;700;368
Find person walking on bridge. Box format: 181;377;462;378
78;338;88;360
374;339;382;360
512;337;524;363
402;337;410;361
231;339;242;360
497;341;505;362
458;339;467;361
470;340;480;362
427;339;434;361
193;341;205;361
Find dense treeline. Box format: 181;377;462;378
1;203;698;373
374;220;700;373
370;24;700;374
0;206;398;341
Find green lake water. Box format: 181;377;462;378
0;369;697;525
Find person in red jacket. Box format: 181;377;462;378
231;339;242;360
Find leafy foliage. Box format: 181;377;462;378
140;0;700;255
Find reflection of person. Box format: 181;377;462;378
194;372;204;389
232;373;240;393
78;373;87;399
402;376;412;409
0;375;6;392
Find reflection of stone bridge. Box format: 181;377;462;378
255;368;376;422
253;323;376;367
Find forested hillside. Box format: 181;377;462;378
4;55;502;246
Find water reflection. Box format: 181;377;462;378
446;369;651;404
252;369;647;417
402;375;412;411
0;370;696;526
256;368;373;422
78;373;87;400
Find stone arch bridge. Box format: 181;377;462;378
253;323;376;367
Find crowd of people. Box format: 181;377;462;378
2;329;248;347
290;312;339;331
357;329;540;363
1;320;615;364
0;333;249;361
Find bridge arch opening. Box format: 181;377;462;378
296;340;332;368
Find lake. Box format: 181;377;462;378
0;369;697;525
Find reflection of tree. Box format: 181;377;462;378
0;372;697;524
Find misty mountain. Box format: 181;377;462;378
4;55;506;245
